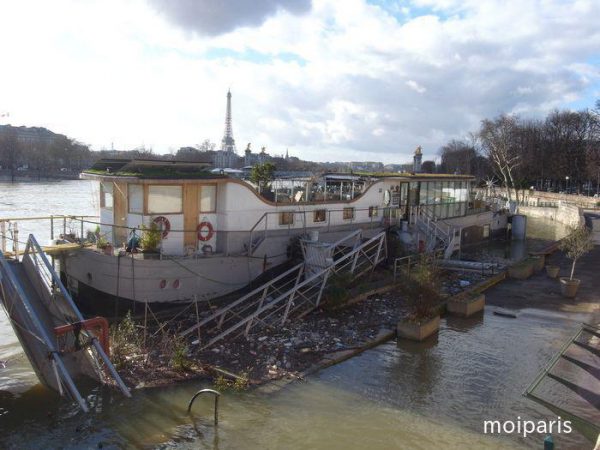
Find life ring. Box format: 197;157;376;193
153;216;170;238
197;221;214;242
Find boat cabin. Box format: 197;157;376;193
82;159;476;257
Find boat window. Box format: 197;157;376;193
100;182;113;210
343;207;354;220
148;185;183;214
313;209;326;223
128;184;143;214
368;206;378;217
200;185;217;212
279;211;294;226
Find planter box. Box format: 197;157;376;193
546;265;560;278
531;255;545;273
559;277;580;298
447;293;485;317
397;315;440;341
508;262;534;280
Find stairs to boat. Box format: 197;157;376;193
0;234;130;412
180;229;387;350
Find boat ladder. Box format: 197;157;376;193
0;234;131;412
180;229;387;350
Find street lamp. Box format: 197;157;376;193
565;176;569;193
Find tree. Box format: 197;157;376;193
196;139;216;152
479;115;521;202
421;160;436;173
249;162;276;193
0;128;20;180
559;226;594;280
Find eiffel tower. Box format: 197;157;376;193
221;90;236;153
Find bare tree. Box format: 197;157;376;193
0;128;21;181
479;115;521;202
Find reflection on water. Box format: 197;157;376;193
0;181;594;449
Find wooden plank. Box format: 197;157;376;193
113;182;128;246
184;183;199;248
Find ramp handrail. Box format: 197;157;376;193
22;234;131;399
186;230;387;350
0;250;90;412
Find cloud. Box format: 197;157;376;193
1;0;599;165
146;0;312;36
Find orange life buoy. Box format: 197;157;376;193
153;216;170;238
197;221;214;241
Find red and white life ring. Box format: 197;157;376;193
153;216;171;238
197;221;214;242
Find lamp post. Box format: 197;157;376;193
565;176;569;193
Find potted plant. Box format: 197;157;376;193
139;223;161;257
96;235;113;255
558;226;594;298
397;258;442;341
545;264;560;278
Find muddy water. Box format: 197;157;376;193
0;181;595;449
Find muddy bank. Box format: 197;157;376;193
116;269;492;389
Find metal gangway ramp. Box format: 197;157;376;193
0;234;130;412
180;229;387;350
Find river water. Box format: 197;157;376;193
0;181;595;449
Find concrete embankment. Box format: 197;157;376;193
518;202;584;228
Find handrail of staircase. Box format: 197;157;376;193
183;229;365;338
196;231;387;349
180;261;305;337
0;250;90;412
23;234;131;398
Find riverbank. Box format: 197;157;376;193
116;268;496;390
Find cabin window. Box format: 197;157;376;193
100;182;113;210
128;184;143;214
148;185;183;214
343;207;354;220
313;209;327;223
368;206;378;217
279;211;294;226
199;185;217;212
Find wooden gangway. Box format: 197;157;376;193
0;234;130;412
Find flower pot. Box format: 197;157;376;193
508;262;533;280
397;315;440;341
531;255;545;273
447;293;485;317
545;265;560;279
559;277;580;298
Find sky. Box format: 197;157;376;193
0;0;599;164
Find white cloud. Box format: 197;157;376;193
0;0;599;164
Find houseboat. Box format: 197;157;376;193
60;158;503;313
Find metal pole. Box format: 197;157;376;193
50;215;54;240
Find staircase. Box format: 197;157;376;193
411;206;461;259
180;229;387;350
0;234;130;412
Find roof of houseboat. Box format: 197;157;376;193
81;158;226;180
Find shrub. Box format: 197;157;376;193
401;256;442;323
110;311;142;369
559;225;594;280
322;272;353;308
139;223;161;252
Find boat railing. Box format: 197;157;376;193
248;207;401;255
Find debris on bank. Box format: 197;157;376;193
115;268;494;389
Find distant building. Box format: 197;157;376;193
0;124;60;146
244;143;270;167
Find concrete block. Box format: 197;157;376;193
397;315;440;341
447;293;485;317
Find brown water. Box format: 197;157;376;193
0;181;596;449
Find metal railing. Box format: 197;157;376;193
22;235;131;398
180;230;387;350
